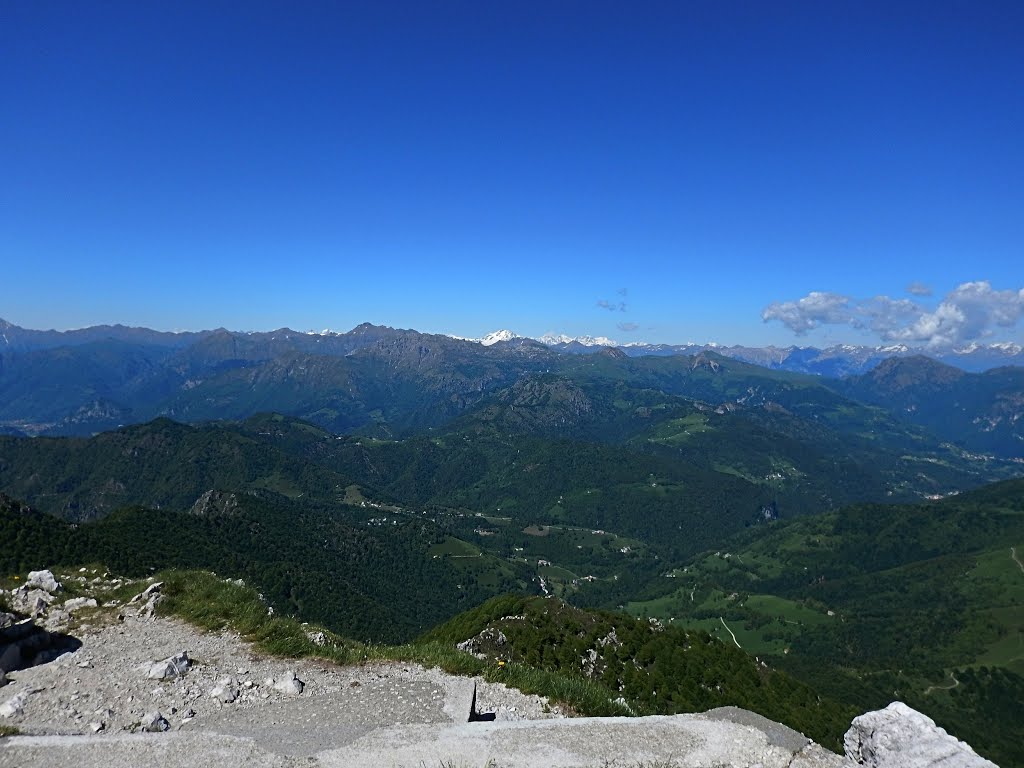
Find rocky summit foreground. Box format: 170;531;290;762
1;570;998;768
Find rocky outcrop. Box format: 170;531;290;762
455;626;507;658
25;571;62;594
129;581;164;619
189;490;240;518
1;570;82;677
63;597;99;612
845;701;997;767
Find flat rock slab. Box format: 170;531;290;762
701;705;812;753
2;715;847;768
194;674;458;754
0;732;292;768
324;714;847;768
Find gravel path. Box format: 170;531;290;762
0;575;560;759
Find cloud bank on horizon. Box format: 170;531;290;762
762;281;1024;349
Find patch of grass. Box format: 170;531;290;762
154;569;634;718
156;570;363;662
429;537;481;558
538;564;578;580
645;413;711;445
0;725;20;738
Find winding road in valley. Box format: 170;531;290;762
1012;546;1024;575
924;672;960;696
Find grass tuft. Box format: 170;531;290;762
154;569;636;718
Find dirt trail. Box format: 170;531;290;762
719;617;741;649
0;596;559;752
923;672;960;696
1011;546;1024;575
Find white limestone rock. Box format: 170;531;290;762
271;670;304;696
128;582;164;604
63;597;99;612
140;710;170;732
844;701;997;768
147;651;191;680
25;570;62;594
13;588;55;618
210;676;240;703
306;630;327;647
0;691;30;718
42;608;71;631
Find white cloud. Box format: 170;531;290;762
763;281;1024;349
760;291;852;334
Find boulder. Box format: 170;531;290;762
844;701;997;768
62;597;98;612
140;710;170;732
270;670;304;696
0;669;7;688
0;691;30;718
147;651;191;680
25;570;62;594
12;588;55;618
43;608;71;630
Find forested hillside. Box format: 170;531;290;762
0;492;525;642
627;479;1024;765
423;594;856;750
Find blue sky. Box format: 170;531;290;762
2;2;1022;347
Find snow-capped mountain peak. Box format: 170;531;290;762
536;333;574;345
991;341;1024;354
480;329;519;346
953;341;1023;355
538;333;620;347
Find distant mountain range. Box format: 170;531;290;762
2;316;1023;764
1;318;1023;458
5;317;1022;374
458;327;1024;376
